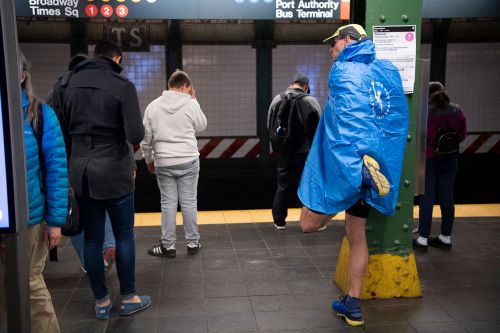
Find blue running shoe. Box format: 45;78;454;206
332;295;364;327
362;155;390;197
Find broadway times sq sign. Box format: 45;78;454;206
16;0;350;20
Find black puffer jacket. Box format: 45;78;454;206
62;56;144;200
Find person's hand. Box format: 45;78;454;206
147;162;155;174
45;226;61;250
189;86;196;99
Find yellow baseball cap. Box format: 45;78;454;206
323;24;367;44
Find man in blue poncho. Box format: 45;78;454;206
297;24;409;326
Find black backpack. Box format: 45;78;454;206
433;127;461;155
269;92;307;154
432;105;462;155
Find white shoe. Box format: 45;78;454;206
274;223;286;230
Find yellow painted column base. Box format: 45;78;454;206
334;237;422;299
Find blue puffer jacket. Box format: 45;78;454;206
298;38;409;216
22;90;68;226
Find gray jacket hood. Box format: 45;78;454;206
157;90;192;114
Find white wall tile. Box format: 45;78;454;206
183;45;257;137
272;45;333;109
446;43;500;132
20;43;71;100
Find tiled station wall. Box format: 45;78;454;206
183;45;257;137
20;42;500;137
445;43;500;132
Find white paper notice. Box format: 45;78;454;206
372;25;417;94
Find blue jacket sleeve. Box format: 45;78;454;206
41;104;68;226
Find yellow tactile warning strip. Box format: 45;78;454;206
134;204;500;227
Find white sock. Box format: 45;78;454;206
438;234;451;244
417;236;428;246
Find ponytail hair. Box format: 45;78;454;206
428;81;450;108
19;50;41;127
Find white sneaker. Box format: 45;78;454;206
187;242;201;255
274;223;286;230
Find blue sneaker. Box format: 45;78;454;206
332;295;364;327
95;303;112;320
362;155;390;197
119;295;152;316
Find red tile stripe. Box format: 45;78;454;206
195;133;500;159
463;134;492;155
488;139;500;154
199;138;223;158
244;142;260;158
220;138;247;158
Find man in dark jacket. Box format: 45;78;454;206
61;40;150;318
267;73;321;230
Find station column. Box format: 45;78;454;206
335;0;423;299
255;20;274;162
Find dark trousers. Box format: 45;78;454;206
79;179;136;301
272;153;308;225
418;155;459;238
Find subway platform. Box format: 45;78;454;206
44;204;500;333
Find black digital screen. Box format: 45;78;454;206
0;11;16;234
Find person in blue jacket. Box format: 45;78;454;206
297;25;409;326
20;51;68;333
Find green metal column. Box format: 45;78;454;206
335;0;423;299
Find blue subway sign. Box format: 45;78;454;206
16;0;348;20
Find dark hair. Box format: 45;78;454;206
68;54;89;70
168;70;192;89
428;81;450;107
94;40;122;59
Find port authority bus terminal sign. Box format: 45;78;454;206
16;0;349;20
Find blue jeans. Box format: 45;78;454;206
418;155;459;238
79;191;136;301
71;211;116;266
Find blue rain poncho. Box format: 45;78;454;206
298;38;409;216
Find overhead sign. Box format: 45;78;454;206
372;25;417;94
106;25;149;52
423;0;500;18
15;0;348;20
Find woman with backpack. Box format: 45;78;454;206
20;50;68;332
413;81;467;252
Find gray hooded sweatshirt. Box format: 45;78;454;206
141;90;207;167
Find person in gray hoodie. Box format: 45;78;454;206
141;70;207;258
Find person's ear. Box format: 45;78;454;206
112;55;122;65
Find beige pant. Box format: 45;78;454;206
28;223;61;333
